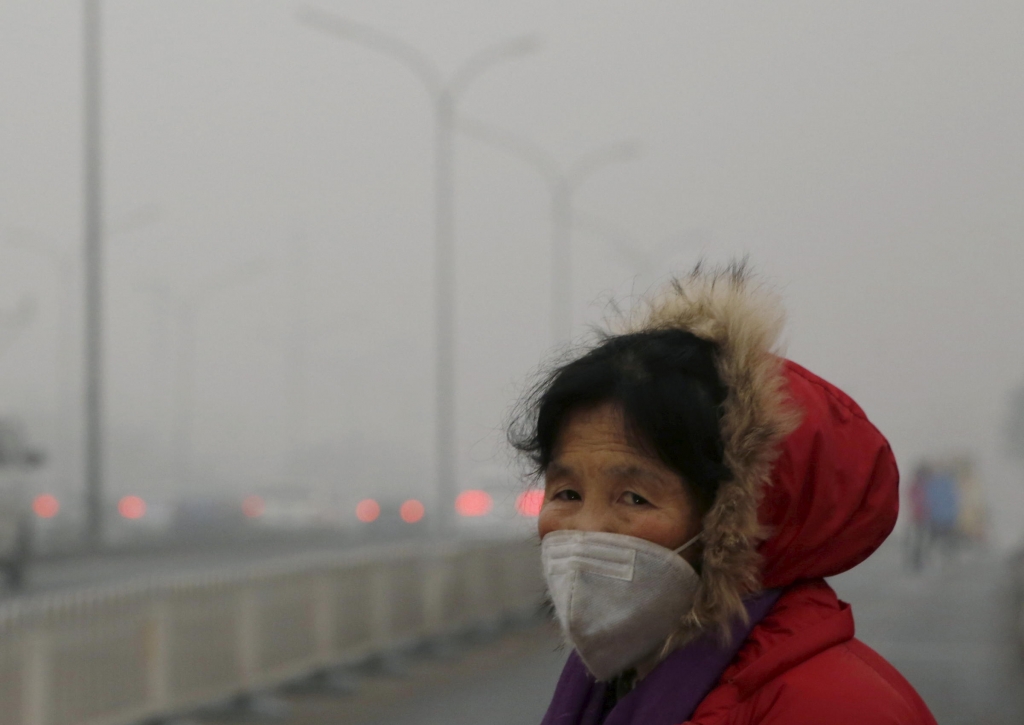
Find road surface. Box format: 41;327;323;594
1;532;418;598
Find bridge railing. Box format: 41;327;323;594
0;537;544;725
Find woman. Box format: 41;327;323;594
511;263;936;724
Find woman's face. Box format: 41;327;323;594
537;401;702;562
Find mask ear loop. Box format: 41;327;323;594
674;531;702;554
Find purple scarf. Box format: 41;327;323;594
540;589;781;725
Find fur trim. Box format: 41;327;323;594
620;261;802;646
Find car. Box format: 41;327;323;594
0;418;44;587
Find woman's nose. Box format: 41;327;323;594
572;502;619;534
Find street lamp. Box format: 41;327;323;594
83;0;103;550
297;7;541;533
139;260;266;494
286;231;309;487
458;118;639;346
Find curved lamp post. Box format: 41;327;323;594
139;260;267;494
297;7;541;533
458;118;639;346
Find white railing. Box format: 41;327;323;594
0;538;544;725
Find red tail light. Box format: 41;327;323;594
355;498;380;523
33;494;60;519
455;490;493;517
118;495;147;520
400;499;425;523
242;495;265;518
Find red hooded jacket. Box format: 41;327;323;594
687;361;936;724
539;267;936;724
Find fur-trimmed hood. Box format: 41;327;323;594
622;263;899;647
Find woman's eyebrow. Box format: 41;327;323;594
608;464;667;484
545;461;573;479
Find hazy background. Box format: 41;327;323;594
2;0;1023;544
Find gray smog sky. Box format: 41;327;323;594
1;1;1023;542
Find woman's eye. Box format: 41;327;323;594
624;492;650;506
553;489;582;502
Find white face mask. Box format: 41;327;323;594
541;529;702;682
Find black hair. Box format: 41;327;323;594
509;328;731;514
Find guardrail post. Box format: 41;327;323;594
423;553;447;632
23;630;50;725
313;573;334;665
238;586;260;688
369;565;390;649
146;599;171;711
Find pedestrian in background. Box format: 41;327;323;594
925;466;960;560
511;263;936;724
906;464;932;571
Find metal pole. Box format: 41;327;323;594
287;233;308;490
434;94;457;534
83;0;104;549
455;120;637;349
55;262;74;508
172;302;195;493
296;13;538;534
144;284;172;485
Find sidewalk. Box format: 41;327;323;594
198;622;568;725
